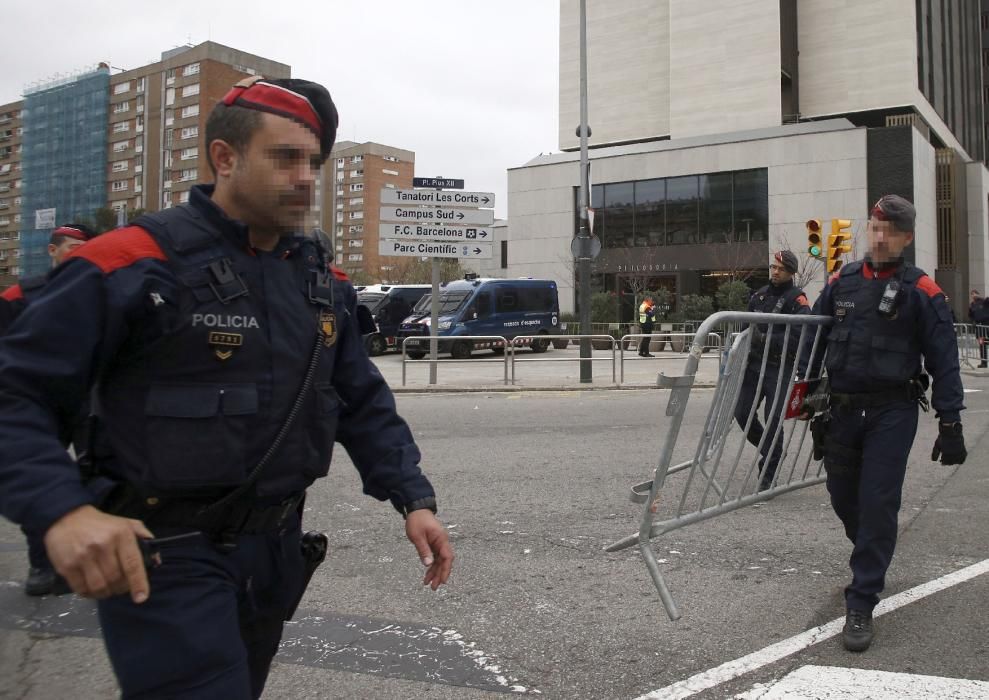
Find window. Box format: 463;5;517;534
179;168;197;181
350;155;363;163
665;176;699;246
181;83;200;98
135;115;144;133
0;164;9;174
731;169;768;242
113;121;130;133
603;181;634;248
136;96;144;113
337;158;344;169
136;77;145;93
349;170;363;178
12;196;19;206
179;190;190;203
384;183;396;189
181;126;199;140
180;147;198;160
347;253;363;262
111;180;129;192
112;160;129;172
634;179;665;246
698;172;733;244
348;239;364;248
336;202;344;210
164;129;173;147
383;155;400;162
183;62;201;76
349;224;364;234
166;88;175;106
349;183;363;192
114;81;130;95
113;101;130;113
180;105;199;119
165;68;176;85
13;215;19;224
336;187;344;196
350;211;363;220
335;212;343;223
165;108;174;126
113;140;130;152
350;197;363;206
382;169;399;176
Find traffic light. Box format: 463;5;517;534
806;219;823;259
827;218;852;273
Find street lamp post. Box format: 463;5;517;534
576;0;592;383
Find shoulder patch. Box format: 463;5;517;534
915;275;943;299
1;284;23;302
330;265;349;282
68;226;167;274
795;294;810;307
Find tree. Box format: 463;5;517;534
716;280;750;311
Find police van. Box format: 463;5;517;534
397;277;560;359
357;284;431;356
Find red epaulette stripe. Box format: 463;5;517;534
1;284;23;302
330;265;349;281
68;226;167;274
915;275;943;298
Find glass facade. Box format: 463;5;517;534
586;168;768;250
19;68;109;276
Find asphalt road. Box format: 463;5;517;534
1;377;988;699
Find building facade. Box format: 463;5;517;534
0;42;288;288
319;141;415;280
510;0;989;318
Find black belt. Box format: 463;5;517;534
108;488;305;536
830;385;915;409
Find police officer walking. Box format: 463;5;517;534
0;77;453;698
805;194;966;652
1;222;96;596
734;250;810;490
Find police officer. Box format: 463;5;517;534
968;288;989;368
805;194;966;652
0;222;96;596
638;295;656;357
0;77;454;698
734;250;810;490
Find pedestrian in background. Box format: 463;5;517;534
803;194;966;653
0;76;453;698
638;295;656;357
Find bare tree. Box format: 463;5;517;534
707;230;759;283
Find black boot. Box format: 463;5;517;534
842;608;874;652
24;567;69;597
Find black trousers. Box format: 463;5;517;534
733;362;789;487
98;517;306;699
638;322;654;355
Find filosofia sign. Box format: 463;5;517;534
610;263;681;273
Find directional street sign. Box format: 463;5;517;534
380;188;495;208
378;223;491;242
413;177;464;190
379;206;494;226
379;239;492;259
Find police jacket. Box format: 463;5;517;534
0;276;45;335
747;279;810;360
811;258;963;422
969;298;989;325
0;185;434;535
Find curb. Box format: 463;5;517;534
390;382;719;394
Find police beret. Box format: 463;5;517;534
871;194;915;233
774;249;798;274
53;223;96;242
221;77;339;163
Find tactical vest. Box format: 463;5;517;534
749;283;804;363
824;260;924;390
99;205;345;499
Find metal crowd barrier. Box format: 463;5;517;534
954;323;989;370
401;335;511;386
618;333;724;385
510;334;618;385
605;311;834;620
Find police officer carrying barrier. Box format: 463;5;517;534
801;194;966;653
1;222;96;596
638;295;656;357
733;250;810;490
0;77;454;698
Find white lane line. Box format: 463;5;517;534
734;665;989;699
634;557;989;700
963;388;982;393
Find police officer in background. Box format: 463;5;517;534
1;222;97;596
734;250;810;490
804;194;966;653
0;77;453;698
968;288;989;368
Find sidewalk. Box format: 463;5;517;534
371;344;723;392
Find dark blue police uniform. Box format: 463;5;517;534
0;184;436;698
811;258;963;613
734;279;810;489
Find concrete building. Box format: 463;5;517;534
509;0;989;319
319;141;414;280
0;42;288;287
0;101;23;287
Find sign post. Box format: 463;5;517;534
379;177;495;385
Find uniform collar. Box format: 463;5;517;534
862;256;903;280
189;184;299;257
768;278;794;294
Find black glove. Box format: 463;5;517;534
931;422;967;465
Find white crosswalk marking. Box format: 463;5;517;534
734;665;989;699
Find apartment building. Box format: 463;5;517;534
0;101;23;286
320;141;415;279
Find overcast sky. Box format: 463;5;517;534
0;1;562;219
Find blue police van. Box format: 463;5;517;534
357;284;431;356
397;277;560;359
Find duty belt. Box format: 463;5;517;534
829;384;916;409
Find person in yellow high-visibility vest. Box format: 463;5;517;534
638;296;656;357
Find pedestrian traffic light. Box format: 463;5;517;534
827;218;853;273
806;219;823;259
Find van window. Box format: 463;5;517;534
475;292;491;317
495;288;518;313
518;286;556;312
